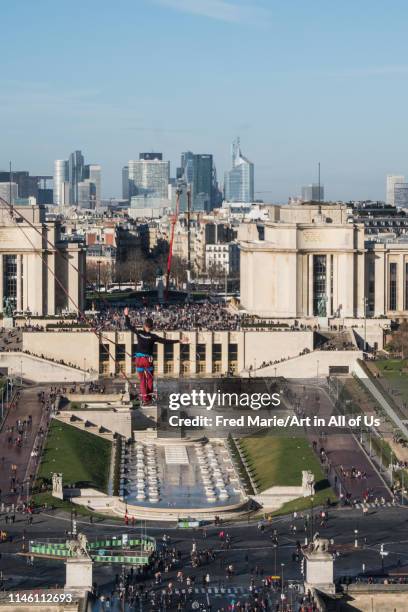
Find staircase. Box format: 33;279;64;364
54;412;115;441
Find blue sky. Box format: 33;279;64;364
1;0;408;201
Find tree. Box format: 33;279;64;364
387;321;408;358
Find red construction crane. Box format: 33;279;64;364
165;189;181;300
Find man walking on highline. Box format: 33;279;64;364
124;306;188;405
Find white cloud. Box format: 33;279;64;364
153;0;270;25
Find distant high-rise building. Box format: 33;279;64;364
139;152;163;161
181;151;195;185
179;152;215;211
54;152;100;207
394;183;408;209
53;160;69;205
68;150;85;205
0;182;18;204
84;164;101;208
301;184;324;203
0;170;51;201
224;139;254;203
128;155;170;199
122;166;129;201
77;179;96;209
386;175;405;206
192;154;213;211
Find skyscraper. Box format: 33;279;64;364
386;175;405;206
128;155;170;199
192;154;213;211
54;152;100;207
179;152;216;211
53;160;69;206
224;139;254;203
0;182;18;204
301;184;324;203
77;179;96;209
181;151;194;185
84;164;101;208
394;183;408;209
68;150;84;205
122;166;129;200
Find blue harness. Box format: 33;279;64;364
134;352;154;372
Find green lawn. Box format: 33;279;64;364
374;359;408;405
240;435;328;491
38;420;111;492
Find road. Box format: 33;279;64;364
290;382;391;503
1;506;408;609
0;384;52;506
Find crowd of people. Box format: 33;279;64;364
92;302;241;332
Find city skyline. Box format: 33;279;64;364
2;1;408;201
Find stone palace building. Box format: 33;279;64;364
239;202;408;320
0;201;86;316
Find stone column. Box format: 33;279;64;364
189;332;197;375
16;254;22;311
173;338;181;376
237;331;245;373
157;342;164;375
205;333;213;375
374;249;386;317
308;254;314;316
326;254;332;317
332;254;338;316
47;252;56;315
356;251;366;318
0;254;3;312
67;250;79;314
125;331;132;375
398;253;404;312
221;332;229;373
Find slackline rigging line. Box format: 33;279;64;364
0;196;135;384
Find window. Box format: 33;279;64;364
3;254;17;310
313;255;327;316
389;262;397;311
99;343;110;374
212;343;222;373
228;343;238;374
116;343;126;374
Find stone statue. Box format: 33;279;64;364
67;533;89;559
52;472;64;500
301;470;315;497
316;296;327;317
312;534;330;554
3;297;13;318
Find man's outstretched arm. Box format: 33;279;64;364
153;334;189;345
123;306;139;333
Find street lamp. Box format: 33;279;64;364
310;496;315;541
362;296;367;352
273;541;278;575
280;563;285;611
380;544;388;573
